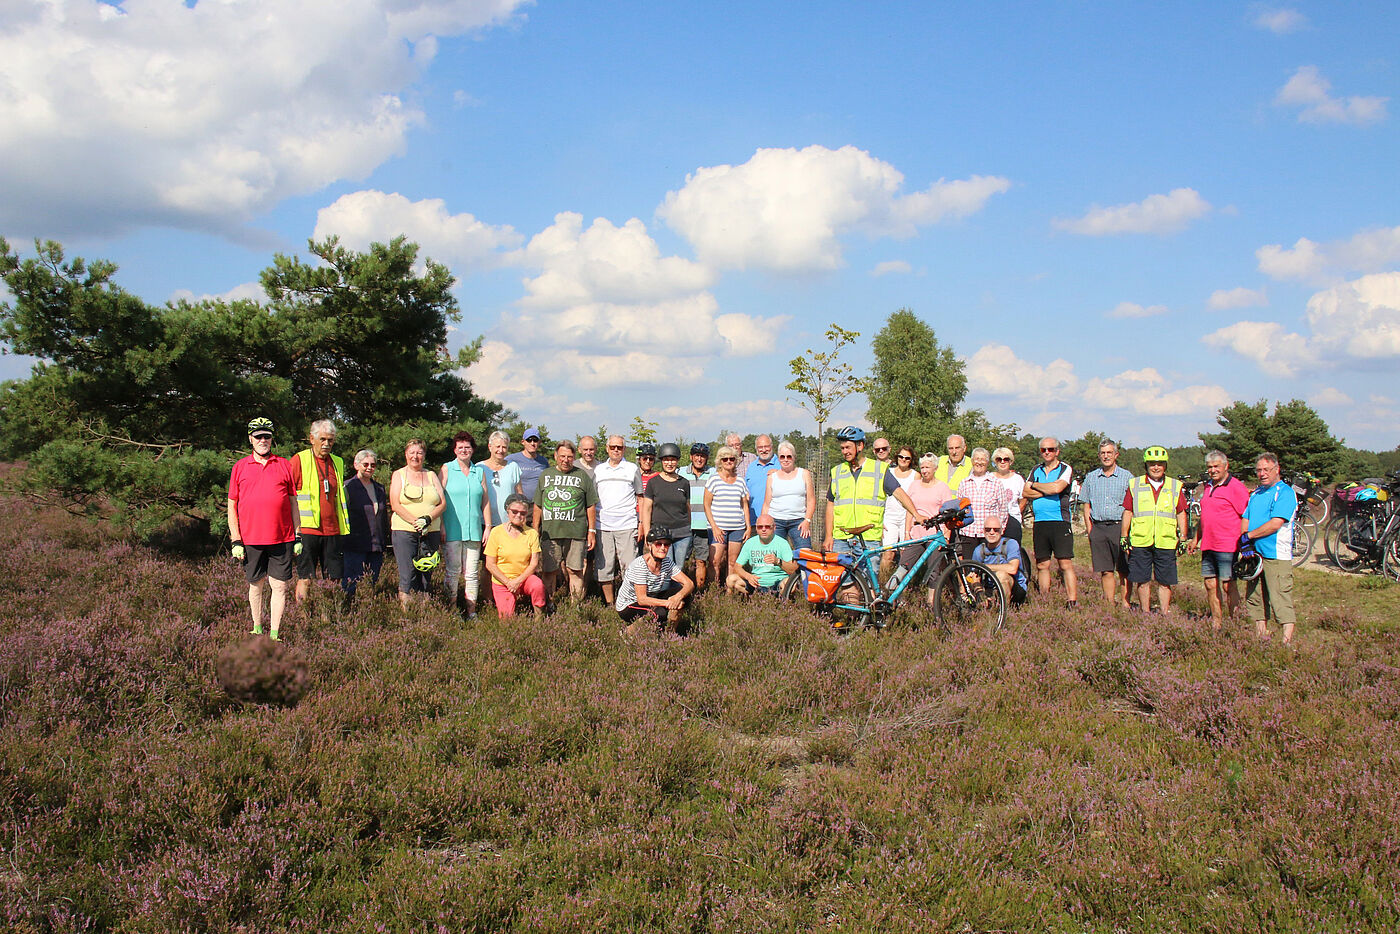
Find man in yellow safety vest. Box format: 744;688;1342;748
823;426;926;559
293;418;351;601
1118;445;1188;614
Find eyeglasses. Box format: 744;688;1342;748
923;451;937;461
1040;447;1058;453
720;457;737;462
639;454;654;459
755;523;774;529
896;454;912;461
994;456;1011;462
251;433;273;441
359;462;378;469
606;444;623;450
779;454;794;459
984;526;1001;532
508;508;530;517
873;446;889;453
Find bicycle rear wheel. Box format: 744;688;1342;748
1331;512;1372;572
780;566;873;632
931;561;1006;636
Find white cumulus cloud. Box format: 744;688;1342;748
657;145;1010;272
1207;287;1268;310
1201;321;1317;378
1308;387;1353;407
1275;66;1388;126
1053;188;1212;236
0;0;528;237
168;281;269;305
1107;302;1168;319
1252;8;1307;34
314;190;522;271
871;260;913;277
965;343;1228;420
1257;225;1400;283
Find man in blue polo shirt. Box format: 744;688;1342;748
744;434;780;527
1025;436;1079;607
1243;452;1298;644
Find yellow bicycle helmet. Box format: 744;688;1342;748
1143;445;1169;463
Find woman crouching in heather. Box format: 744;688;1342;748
483;493;547;617
617;528;695;639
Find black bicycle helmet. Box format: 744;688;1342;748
637;442;657;457
689;442;710;456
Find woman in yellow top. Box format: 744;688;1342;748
483;492;547;617
389;438;446;608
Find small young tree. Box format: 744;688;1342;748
629;416;659;445
787;325;868;524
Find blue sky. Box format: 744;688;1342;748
2;1;1398;449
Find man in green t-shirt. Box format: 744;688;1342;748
727;514;798;595
533;439;598;600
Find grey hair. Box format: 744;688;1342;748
777;440;796;457
488;430;510;446
919;452;939;468
971;447;990;461
1205;449;1228;465
1257;451;1280;468
309;418;336;439
353;449;377;467
555;438;576;453
1099;439;1119;453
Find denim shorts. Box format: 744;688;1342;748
1200;549;1235;581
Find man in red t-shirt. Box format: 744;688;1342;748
228;417;297;639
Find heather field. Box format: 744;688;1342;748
3;490;1398;933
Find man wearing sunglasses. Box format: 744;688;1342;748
593;435;644;606
726;514;798;596
1025;436;1079;607
507;427;551;501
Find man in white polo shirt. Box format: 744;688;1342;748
592;434;644;606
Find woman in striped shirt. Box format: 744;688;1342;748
704;445;752;587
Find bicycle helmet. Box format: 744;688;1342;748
658;442;682;459
412;536;441;572
1143;445;1169;463
247;416;274;435
1356;486;1379;502
1234;537;1263;582
636;442;657;457
646;527;674;544
689;442;710;456
835;426;866;443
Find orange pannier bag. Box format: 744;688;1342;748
795;548;855;603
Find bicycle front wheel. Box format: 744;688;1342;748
781;566;873;632
1381;536;1400;583
932;561;1006;637
1291;516;1314;567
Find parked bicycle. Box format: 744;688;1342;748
781;500;1006;636
1178;474;1202;541
1321;472;1400;579
1286;472;1324;568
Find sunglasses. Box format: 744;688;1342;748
639;454;655;459
994;456;1011;462
251;433;273;441
873;447;890;453
1040;447;1058;453
896;454;912;461
720;457;737;462
606;444;623;450
984;526;1002;532
508;508;530;516
755;524;774;529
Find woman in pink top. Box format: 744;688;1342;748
889;453;957;601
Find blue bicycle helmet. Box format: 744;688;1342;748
835;426;866;443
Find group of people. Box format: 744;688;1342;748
226;417;1297;643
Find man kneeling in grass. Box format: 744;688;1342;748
617;528;696;638
971;517;1028;607
726;514;798;596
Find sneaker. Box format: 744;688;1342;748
250;626;264;636
269;631;281;642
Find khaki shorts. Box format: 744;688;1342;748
541;534;589;573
